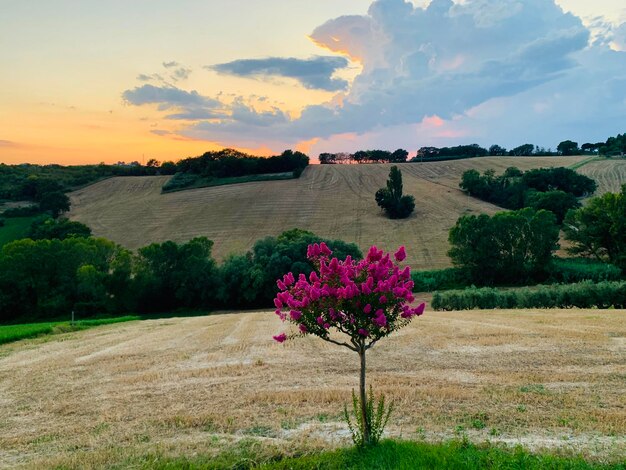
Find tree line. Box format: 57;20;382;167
447;183;626;286
163;149;310;191
0;228;360;324
319;131;626;164
459;166;596;223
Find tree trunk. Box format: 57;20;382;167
359;346;371;445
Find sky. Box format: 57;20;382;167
0;0;624;165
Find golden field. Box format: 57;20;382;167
68;156;592;268
0;309;624;467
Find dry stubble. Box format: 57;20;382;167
0;309;624;468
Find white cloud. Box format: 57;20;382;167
124;0;626;152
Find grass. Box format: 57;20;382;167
0;215;38;247
128;439;626;469
0;316;140;345
162;172;295;193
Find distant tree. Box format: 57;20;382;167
159;161;178;175
28;217;92;240
522;167;596;196
489;145;507;156
557;140;580;156
503;166;523;178
390;149;409;163
524;190;580;224
581;143;598;154
353;151;369;164
375;166;415;219
39;191;70;218
319;153;337;164
563;186;626;269
449;208;559;284
134;237;218;312
217;229;362;308
146;159;160;167
509;144;535;156
415;147;440;161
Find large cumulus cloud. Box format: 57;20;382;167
125;0;626;151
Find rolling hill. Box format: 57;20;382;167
69;156;589;269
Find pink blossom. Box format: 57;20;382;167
272;243;424;344
273;333;287;343
414;302;426;316
290;310;302;321
373;314;387;327
394;246;407;262
319;242;332;256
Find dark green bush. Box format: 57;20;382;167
411;268;467;292
162;173;200;192
547;258;622;283
432;281;626;310
1;205;40;218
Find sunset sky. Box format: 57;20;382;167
1;0;624;165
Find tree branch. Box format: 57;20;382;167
321;336;358;352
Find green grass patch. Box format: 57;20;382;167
0;216;38;247
162;172;295;193
131;439;626;469
567;156;605;171
0;316;140;345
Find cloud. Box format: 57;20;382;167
208;56;350;91
162;61;179;68
613;22;626;50
125;0;626;152
150;129;172;136
0;139;17;147
171;67;191;81
122;84;220;110
122;84;225;123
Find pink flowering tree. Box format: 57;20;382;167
273;243;425;446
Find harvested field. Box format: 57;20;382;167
0;309;624;467
68;156;587;268
577;158;626;195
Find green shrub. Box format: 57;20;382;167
547;258;622;283
432;281;626;310
411;268;466;292
162;173;200;192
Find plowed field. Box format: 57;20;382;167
69;157;587;268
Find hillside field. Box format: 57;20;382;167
68;156;592;268
0;309;624;467
577;158;626;195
